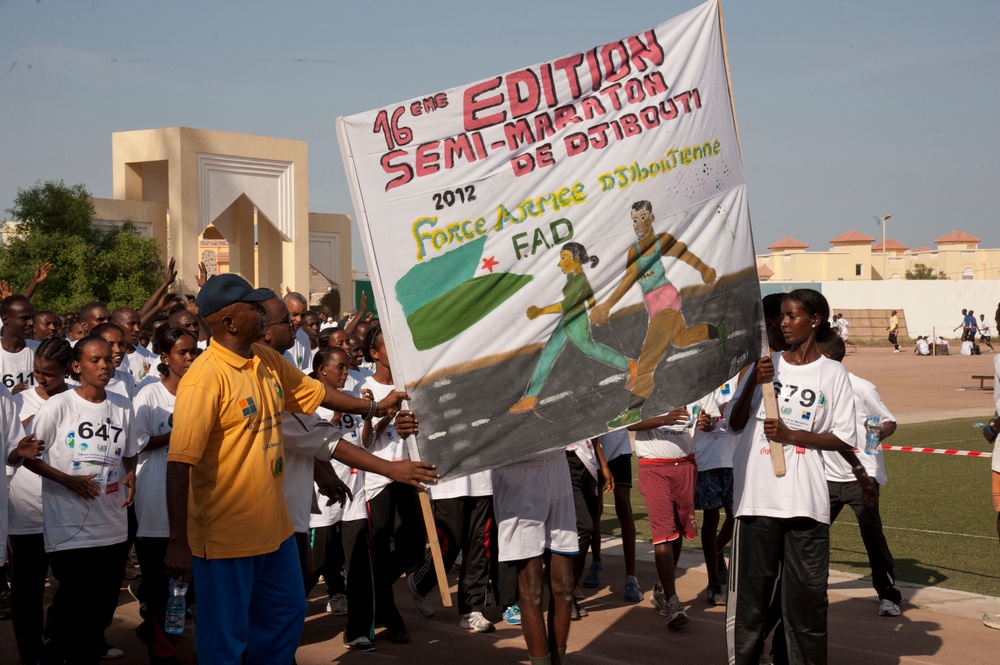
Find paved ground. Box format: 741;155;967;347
2;347;998;663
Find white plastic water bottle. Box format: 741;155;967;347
165;578;188;635
864;414;882;455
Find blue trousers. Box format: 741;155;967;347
192;536;306;665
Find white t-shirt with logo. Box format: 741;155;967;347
289;328;313;372
362;377;408;500
8;387;47;535
282;411;344;533
1;384;28;563
35;389;137;552
314;380;367;525
133;381;175;538
728;353;856;524
635;400;705;459
0;340;38;391
67;368;135;402
125;346;158;384
697;380;739;471
823;372;895;485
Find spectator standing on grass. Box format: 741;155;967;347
817;335;903;617
983;351;1000;629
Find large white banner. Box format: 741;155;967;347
338;0;761;477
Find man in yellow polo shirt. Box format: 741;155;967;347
164;274;430;665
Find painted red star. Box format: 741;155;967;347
481;255;499;273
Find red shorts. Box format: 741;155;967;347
637;457;698;544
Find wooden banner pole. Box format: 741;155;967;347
718;0;784;475
762;381;785;476
418;487;452;607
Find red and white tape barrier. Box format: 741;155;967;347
881;445;992;458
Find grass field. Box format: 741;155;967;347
599;415;1000;597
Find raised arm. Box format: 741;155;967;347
23;262;53;300
343;292;368;335
139;258;177;319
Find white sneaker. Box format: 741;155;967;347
664;595;689;628
459;611;496;633
878;599;901;617
984;612;1000;630
407;575;435;618
326;593;348;616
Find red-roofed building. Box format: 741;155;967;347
830;230;875;245
756;229;1000;281
767;237;809;251
871;239;909;253
933;230;981;247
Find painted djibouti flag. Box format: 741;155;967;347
338;0;762;478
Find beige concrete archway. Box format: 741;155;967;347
110;127;310;294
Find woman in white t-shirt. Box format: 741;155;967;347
27;336;138;664
725;289;856;665
310;345;378;649
360;323;422;644
132;326;198;661
8;337;71;665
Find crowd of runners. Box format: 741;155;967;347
0;258;995;665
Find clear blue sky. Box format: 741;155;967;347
3;0;997;269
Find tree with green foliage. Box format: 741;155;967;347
905;263;947;280
1;180;165;312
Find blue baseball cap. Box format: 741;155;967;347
196;274;275;317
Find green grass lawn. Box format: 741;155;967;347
599;416;1000;597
